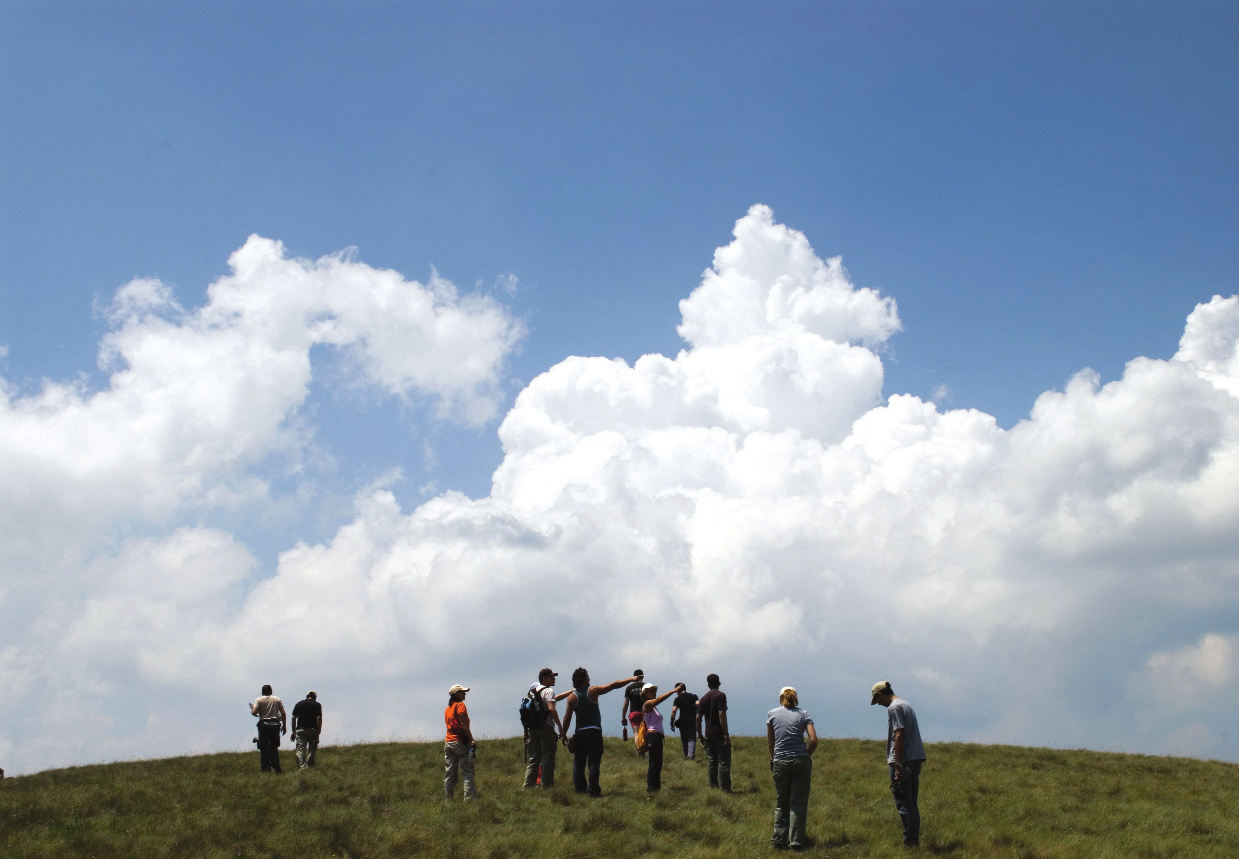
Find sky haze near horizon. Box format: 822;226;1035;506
1;2;1238;775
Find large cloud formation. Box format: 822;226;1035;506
2;207;1238;774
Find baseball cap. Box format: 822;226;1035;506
870;681;892;704
449;684;470;695
539;668;558;679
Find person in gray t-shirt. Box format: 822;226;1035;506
871;681;925;847
766;686;817;850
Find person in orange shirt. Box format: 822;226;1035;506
444;684;478;800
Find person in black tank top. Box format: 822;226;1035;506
560;668;642;797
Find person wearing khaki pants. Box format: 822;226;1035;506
291;690;322;770
523;668;568;789
444;684;478;799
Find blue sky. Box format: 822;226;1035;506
1;2;1238;774
6;3;1235;469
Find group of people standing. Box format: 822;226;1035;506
612;669;733;792
506;667;925;850
246;673;922;849
247;686;323;774
538;668;733;798
241;670;923;851
759;680;925;850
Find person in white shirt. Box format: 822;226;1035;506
249;684;287;773
522;667;567;788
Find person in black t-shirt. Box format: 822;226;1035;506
670;683;700;759
620;669;646;756
697;673;731;790
290;691;323;770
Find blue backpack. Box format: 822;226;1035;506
519;685;549;729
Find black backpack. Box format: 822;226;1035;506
519;685;549;729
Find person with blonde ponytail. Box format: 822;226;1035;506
766;686;817;850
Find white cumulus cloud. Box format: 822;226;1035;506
1139;634;1236;703
2;208;1239;775
0;239;524;772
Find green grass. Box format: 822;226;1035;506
3;738;1237;858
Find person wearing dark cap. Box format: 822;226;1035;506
871;681;926;847
445;684;478;800
523;668;566;789
290;690;322;770
621;669;646;755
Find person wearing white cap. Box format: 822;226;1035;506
766;686;817;850
444;684;478;799
640;682;686;792
871;681;925;847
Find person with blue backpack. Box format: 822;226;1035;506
521;667;567;789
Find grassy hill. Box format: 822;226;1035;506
3;737;1237;858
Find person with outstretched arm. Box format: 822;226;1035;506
522;668;569;789
620;668;645;752
640;682;685;792
560;668;642;797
